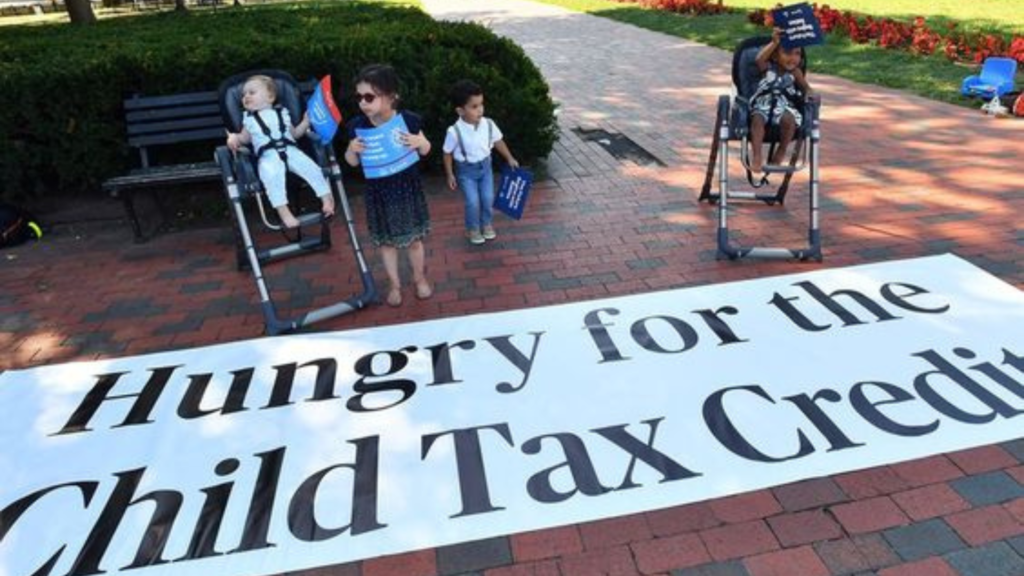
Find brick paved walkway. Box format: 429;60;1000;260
2;0;1023;574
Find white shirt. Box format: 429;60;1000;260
442;117;503;163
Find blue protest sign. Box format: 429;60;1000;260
355;114;419;179
307;76;342;142
494;167;533;220
773;2;824;49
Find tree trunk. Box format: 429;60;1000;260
65;0;96;24
174;0;187;11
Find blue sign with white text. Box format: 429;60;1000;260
494;167;533;220
773;2;824;49
356;114;419;179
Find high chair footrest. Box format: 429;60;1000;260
296;212;328;227
762;164;800;174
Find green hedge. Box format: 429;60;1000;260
0;2;558;201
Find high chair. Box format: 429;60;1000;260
699;36;823;261
214;70;377;335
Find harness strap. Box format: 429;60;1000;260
250;107;295;164
746;165;771;188
752;64;802;117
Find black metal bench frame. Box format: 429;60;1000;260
102;90;226;242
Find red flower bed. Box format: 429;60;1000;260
612;0;730;16
748;4;1023;65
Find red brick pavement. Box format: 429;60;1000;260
2;0;1022;574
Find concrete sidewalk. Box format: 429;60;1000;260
1;0;1022;574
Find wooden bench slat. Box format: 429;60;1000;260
125;103;222;123
123;91;219;110
127;115;225;137
128;162;220;177
127;127;227;147
103;162;221;193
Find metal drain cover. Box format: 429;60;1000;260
573;127;665;167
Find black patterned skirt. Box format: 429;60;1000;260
363;167;431;248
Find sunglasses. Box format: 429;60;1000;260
355;92;378;104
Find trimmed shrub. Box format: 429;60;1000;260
0;2;558;201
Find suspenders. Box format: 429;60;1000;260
453;119;493;162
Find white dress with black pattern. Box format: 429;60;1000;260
751;63;803;127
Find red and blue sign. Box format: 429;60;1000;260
307;76;342;142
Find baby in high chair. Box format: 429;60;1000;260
226;74;335;228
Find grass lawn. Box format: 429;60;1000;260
536;0;1022;107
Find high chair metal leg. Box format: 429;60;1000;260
716;116;822;261
699;95;729;203
774;139;804;204
216;145;377;335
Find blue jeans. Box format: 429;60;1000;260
456;158;494;231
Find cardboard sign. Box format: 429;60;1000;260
307;76;342;142
355;113;419;179
494;166;533;220
773;2;824;49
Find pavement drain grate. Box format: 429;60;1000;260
573;127;666;166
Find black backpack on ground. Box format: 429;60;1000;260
0;202;42;248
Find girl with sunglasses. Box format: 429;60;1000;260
343;64;433;307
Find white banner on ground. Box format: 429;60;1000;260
1;254;1022;576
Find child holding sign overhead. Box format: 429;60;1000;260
749;27;814;174
343;64;432;307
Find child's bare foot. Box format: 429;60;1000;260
414;278;432;300
386;285;402;307
321;194;336;218
278;209;301;229
750;153;763;173
769;148;788;166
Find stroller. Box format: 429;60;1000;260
699;36;823;261
215;70;376;335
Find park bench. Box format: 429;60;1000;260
103;90;227;242
0;0;103;16
0;0;46;15
104;80;318;241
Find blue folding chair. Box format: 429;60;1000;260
961;57;1017;99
